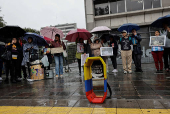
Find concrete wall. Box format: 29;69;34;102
85;0;170;31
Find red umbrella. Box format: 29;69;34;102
65;28;92;42
44;36;53;43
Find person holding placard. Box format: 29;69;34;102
119;30;133;74
76;38;85;76
151;31;164;73
50;34;66;78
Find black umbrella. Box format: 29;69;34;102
0;26;26;43
100;34;120;41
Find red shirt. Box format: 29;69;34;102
50;40;66;50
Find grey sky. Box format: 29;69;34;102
0;0;86;30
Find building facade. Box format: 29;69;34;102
84;0;170;63
54;23;77;38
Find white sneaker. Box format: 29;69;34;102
112;69;118;73
128;71;132;74
0;77;3;81
124;71;127;74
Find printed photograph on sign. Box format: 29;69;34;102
81;54;89;66
149;35;166;46
77;43;84;53
100;47;113;56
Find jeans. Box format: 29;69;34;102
54;55;63;75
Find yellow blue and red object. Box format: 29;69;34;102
84;57;107;104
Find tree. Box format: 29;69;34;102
24;27;40;35
0;7;6;27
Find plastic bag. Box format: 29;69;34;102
41;55;49;67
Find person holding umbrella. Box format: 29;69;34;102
50;34;66;78
131;29;143;72
22;37;39;79
7;38;22;83
160;24;170;72
119;30;133;74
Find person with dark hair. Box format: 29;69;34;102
84;38;93;57
131;29;143;72
109;35;118;73
160;24;170;72
6;38;22;83
50;34;66;78
151;31;164;73
76;38;84;76
22;37;38;79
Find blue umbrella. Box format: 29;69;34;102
151;15;170;28
118;23;140;33
23;32;48;46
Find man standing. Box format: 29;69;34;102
160;24;170;72
131;29;143;72
119;30;133;74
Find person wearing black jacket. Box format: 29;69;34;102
109;35;118;73
7;38;22;83
131;29;143;72
84;38;93;57
0;44;5;81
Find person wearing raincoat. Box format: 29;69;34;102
22;37;38;79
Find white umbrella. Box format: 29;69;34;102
91;26;111;33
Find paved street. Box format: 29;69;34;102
0;63;170;114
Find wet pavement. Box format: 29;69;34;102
0;63;170;113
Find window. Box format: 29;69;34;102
126;0;143;12
144;0;152;9
95;3;109;16
153;0;161;8
110;2;117;14
117;0;125;13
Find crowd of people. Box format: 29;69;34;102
0;24;170;83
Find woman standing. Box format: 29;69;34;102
76;38;85;76
50;34;66;78
7;38;22;83
151;31;164;73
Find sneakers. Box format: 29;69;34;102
60;75;63;78
124;71;127;74
124;70;132;74
112;69;118;73
128;71;132;74
56;75;59;78
0;77;3;81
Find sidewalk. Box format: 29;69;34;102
0;63;170;114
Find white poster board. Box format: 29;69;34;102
149;35;166;46
77;43;84;53
51;47;64;54
100;47;113;56
81;54;89;66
